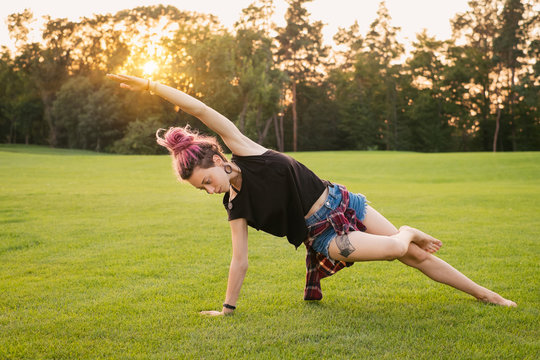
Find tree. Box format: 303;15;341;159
403;31;452;152
332;21;364;71
51;76;93;148
158;10;240;142
509;1;540;151
0;49;43;144
111;116;167;155
451;0;504;150
68;14;130;75
234;0;286;148
52;77;124;151
493;0;526;151
276;0;328;151
362;0;404;150
8;12;74;146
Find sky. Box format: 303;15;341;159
0;0;473;51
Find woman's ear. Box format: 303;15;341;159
213;154;223;166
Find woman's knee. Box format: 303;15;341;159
385;236;409;260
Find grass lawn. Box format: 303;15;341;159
1;144;538;359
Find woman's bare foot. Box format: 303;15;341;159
399;225;442;253
476;289;517;307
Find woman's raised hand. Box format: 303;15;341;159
106;74;149;92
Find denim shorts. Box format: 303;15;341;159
305;184;369;258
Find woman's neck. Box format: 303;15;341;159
229;163;242;191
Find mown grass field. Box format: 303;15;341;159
1;145;538;359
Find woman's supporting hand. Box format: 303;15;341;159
106;74;149;92
199;308;234;316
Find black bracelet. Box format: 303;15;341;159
223;303;236;310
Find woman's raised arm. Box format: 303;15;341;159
106;74;266;156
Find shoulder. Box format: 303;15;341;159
232;149;291;167
226;135;267;157
233;149;302;167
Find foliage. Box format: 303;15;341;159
0;52;44;144
110;116;168;155
51;76;125;151
0;0;538;153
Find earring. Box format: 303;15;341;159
224;164;233;174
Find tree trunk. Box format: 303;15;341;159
273;114;281;151
238;96;249;133
510;64;517;151
436;95;443;152
481;81;490;151
273;113;284;152
493;106;501;152
392;84;398;150
292;80;297;152
255;105;262;139
258;115;273;144
9;121;15;144
280;113;284;152
42;98;57;147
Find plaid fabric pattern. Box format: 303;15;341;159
303;184;367;300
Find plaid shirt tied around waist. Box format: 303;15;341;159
303;183;367;300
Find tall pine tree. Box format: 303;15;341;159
276;0;327;151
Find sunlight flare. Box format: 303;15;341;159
142;60;159;76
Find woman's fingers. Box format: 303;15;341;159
107;74;145;91
107;73;137;83
199;310;224;316
106;73;125;82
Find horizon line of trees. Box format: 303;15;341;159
0;0;538;154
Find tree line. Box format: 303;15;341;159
0;0;538;153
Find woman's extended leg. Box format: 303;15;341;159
399;245;516;306
347;205;517;307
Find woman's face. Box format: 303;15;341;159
187;156;230;195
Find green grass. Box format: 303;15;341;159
1;144;539;359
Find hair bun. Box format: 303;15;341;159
156;126;198;156
156;125;225;180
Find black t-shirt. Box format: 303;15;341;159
222;150;327;247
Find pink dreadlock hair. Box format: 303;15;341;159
156;126;226;180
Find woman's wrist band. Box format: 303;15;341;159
147;80;157;94
223;303;236;310
145;79;157;94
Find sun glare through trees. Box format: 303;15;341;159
142;60;159;76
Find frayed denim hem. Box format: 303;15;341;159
306;188;370;258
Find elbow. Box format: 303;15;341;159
239;260;249;273
233;258;249;272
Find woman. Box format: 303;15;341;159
107;73;517;315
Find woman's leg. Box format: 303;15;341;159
400;245;516;306
327;222;441;262
351;205;517;307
